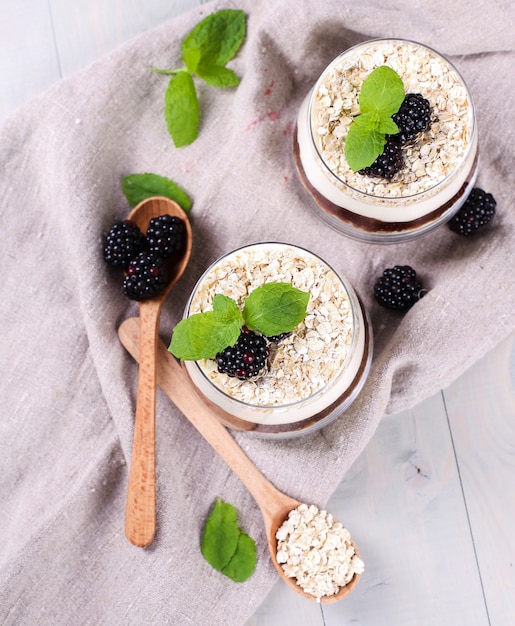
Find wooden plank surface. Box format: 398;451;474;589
49;0;205;77
1;2;514;625
443;337;515;626
0;0;60;120
324;393;489;626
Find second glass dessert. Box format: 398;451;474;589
293;38;478;243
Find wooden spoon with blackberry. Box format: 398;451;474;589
116;196;192;547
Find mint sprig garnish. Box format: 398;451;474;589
201;498;256;583
171;295;244;361
169;282;309;361
345;66;405;171
122;173;192;212
151;9;246;148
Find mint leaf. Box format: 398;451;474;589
243;282;309;337
212;294;243;323
221;532;257;582
359;65;405;117
195;63;240;88
154;9;246;147
169;307;242;360
201;499;257;583
377;117;399;135
345;66;405;171
122;173;192;211
201;498;240;571
345;114;386;171
181;9;246;73
164;70;199;147
169;282;308;361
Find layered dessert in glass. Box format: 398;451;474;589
293;38;478;243
180;243;372;437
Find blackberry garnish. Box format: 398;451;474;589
359;136;404;179
266;332;291;344
216;327;269;380
146;214;185;259
103;220;147;269
122;252;167;301
392;93;431;144
374;265;425;311
448;188;497;236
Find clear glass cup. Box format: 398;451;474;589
181;242;372;438
293;38;478;243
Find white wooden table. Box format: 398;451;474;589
2;2;513;624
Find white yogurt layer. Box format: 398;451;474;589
296;39;478;225
183;243;368;426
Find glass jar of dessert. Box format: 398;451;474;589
173;243;372;438
293;38;478;243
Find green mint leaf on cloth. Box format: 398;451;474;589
243;282;309;338
164;70;199;148
201;499;240;572
221;532;257;582
345;65;405;171
201;499;257;583
122;173;192;211
181;9;246;72
194;63;240;88
154;9;246;147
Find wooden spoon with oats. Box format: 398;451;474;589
118;316;361;601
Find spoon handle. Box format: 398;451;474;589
124;304;160;547
118;317;291;519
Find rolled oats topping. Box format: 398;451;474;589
188;245;354;406
276;503;364;601
311;40;474;198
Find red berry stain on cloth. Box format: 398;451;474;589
244;111;281;131
282;121;293;136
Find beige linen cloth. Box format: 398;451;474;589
1;0;514;624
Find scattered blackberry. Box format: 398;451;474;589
448;188;497;236
359;136;404;179
392;93;431;144
103;220;147;269
216;327;269;380
122;252;167;301
146;214;185;259
374;265;425;311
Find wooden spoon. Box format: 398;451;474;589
118;316;361;601
124;196;192;548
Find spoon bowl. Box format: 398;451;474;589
118;316;361;601
124;196;192;548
